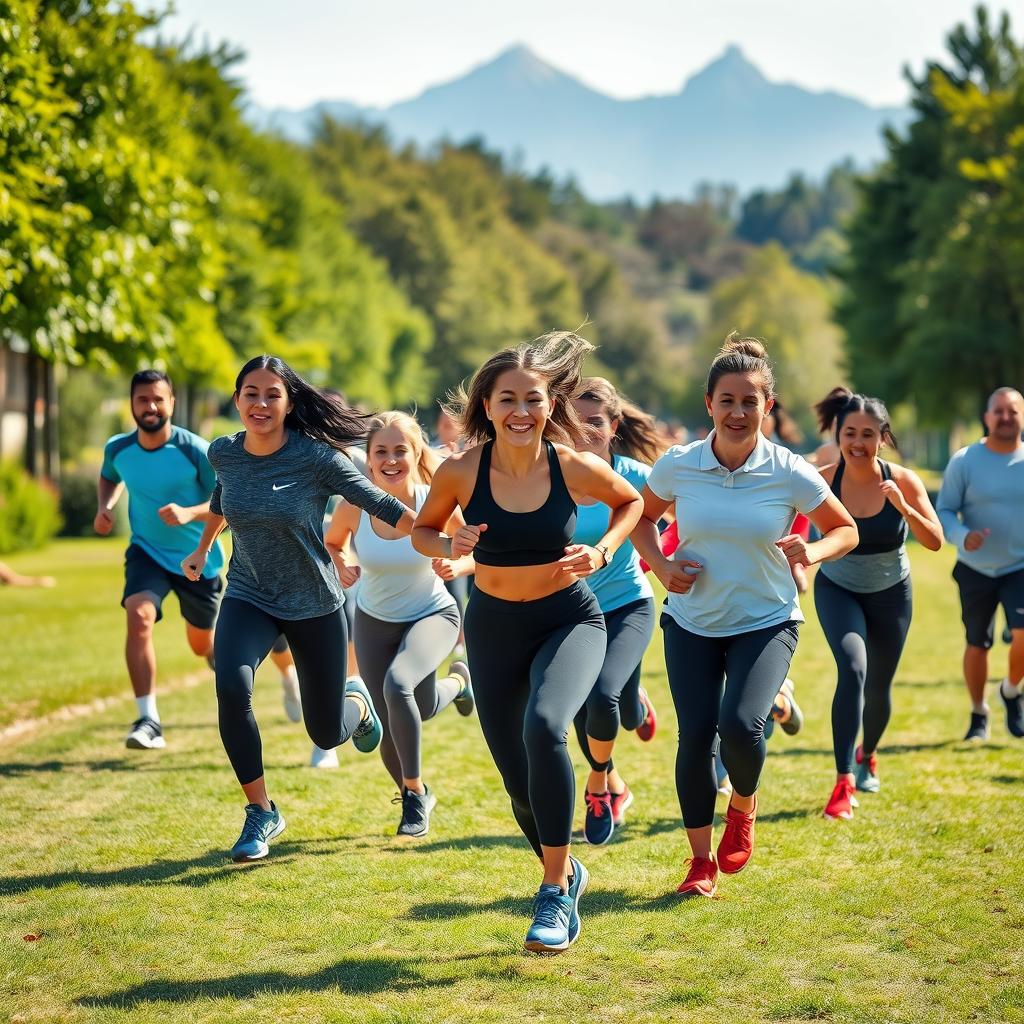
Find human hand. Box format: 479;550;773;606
879;479;909;516
558;544;602;577
775;533;814;568
338;563;362;588
94;508;115;536
158;503;194;527
452;523;487;558
964;529;989;552
181;549;207;582
655;557;703;594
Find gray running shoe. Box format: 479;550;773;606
230;802;285;862
396;786;437;837
126;717;165;750
450;661;475;717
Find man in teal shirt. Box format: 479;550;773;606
96;370;225;750
937;387;1024;742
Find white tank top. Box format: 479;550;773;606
353;484;457;623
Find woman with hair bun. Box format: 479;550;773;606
633;334;857;898
570;377;662;846
413;332;643;953
814;387;942;821
182;356;416;862
325;411;475;838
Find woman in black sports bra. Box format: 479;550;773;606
813;388;942;822
413;331;642;954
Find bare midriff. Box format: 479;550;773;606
473;562;578;602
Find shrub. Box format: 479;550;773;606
58;469;104;538
0;462;62;553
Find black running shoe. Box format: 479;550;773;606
964;711;990;742
125;716;165;749
396;786;436;837
1000;684;1024;738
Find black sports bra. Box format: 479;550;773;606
831;458;907;555
463;440;577;567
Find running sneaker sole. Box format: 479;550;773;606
231;816;286;863
677;879;718;898
125;733;165;750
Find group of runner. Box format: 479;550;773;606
95;334;1024;954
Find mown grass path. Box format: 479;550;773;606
2;542;1022;1023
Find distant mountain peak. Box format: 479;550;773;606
682;43;768;96
473;42;564;86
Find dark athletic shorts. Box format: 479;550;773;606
122;543;223;630
952;561;1024;649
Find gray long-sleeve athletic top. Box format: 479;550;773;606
209;429;407;620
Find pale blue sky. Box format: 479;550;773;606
158;1;1023;109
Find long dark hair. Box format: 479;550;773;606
445;331;594;447
577;376;664;464
814;386;898;450
235;355;373;451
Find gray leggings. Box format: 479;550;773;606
354;603;461;785
814;572;913;774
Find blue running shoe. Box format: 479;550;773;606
346;676;382;753
230;802;286;862
450;661;475;717
524;885;573;953
584;791;614;845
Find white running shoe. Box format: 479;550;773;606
310;745;339;768
126;716;165;749
281;668;302;723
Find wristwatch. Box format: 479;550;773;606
594;543;610;567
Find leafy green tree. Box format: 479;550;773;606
837;6;1024;424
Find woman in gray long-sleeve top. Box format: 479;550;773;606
182;356;416;862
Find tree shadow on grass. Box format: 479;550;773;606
992;774;1022;785
0;836;368;896
769;739;955;758
377;833;528;855
77;955;455;1008
0;758;328;777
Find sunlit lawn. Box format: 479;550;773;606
2;541;1022;1023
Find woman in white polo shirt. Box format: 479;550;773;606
633;335;858;898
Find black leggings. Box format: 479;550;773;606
215;597;361;785
465;582;606;857
814;573;913;774
663;615;799;829
573;597;654;772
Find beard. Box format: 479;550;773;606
134;413;168;434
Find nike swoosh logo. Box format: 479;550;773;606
272;483;297;491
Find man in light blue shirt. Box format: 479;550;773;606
936;387;1024;741
96;370;224;751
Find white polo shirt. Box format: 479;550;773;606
647;431;829;637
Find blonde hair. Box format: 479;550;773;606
365;411;442;484
577;376;664;464
445;330;595;446
705;331;775;399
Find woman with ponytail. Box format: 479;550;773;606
325;411;475;838
813;387;942;821
633;334;857;898
181;356;416;862
569;378;662;846
413;332;643;953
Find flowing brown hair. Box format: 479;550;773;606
576;376;664;464
444;330;594;446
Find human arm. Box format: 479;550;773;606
777;494;858;568
558;449;644;577
180;513;228;582
883;467;944;551
631;486;704;594
94;475;124;536
323;500;363;588
935;451;983;550
412;457;473;558
158;501;218;527
431;555;476;581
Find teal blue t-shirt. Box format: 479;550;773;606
101;426;225;579
573;453;654;613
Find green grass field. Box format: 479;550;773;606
2;541;1022;1023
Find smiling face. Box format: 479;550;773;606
368;424;417;492
572;397;615;458
837;411;884;463
484;368;553;448
235;368;292;437
706;371;773;446
984;390;1024;443
131;379;174;434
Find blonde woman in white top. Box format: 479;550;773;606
325;412;475;837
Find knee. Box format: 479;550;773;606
125;600;157;638
718;711;760;751
523;708;564;756
186;627;213;657
306;721;338;750
215;666;253;710
383;671;414;708
585;689;617;729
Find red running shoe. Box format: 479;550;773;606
609;786;634;826
636;687;657;742
823;778;858;820
677;856;718;897
716;797;756;874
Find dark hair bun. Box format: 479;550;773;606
719;334;768;361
